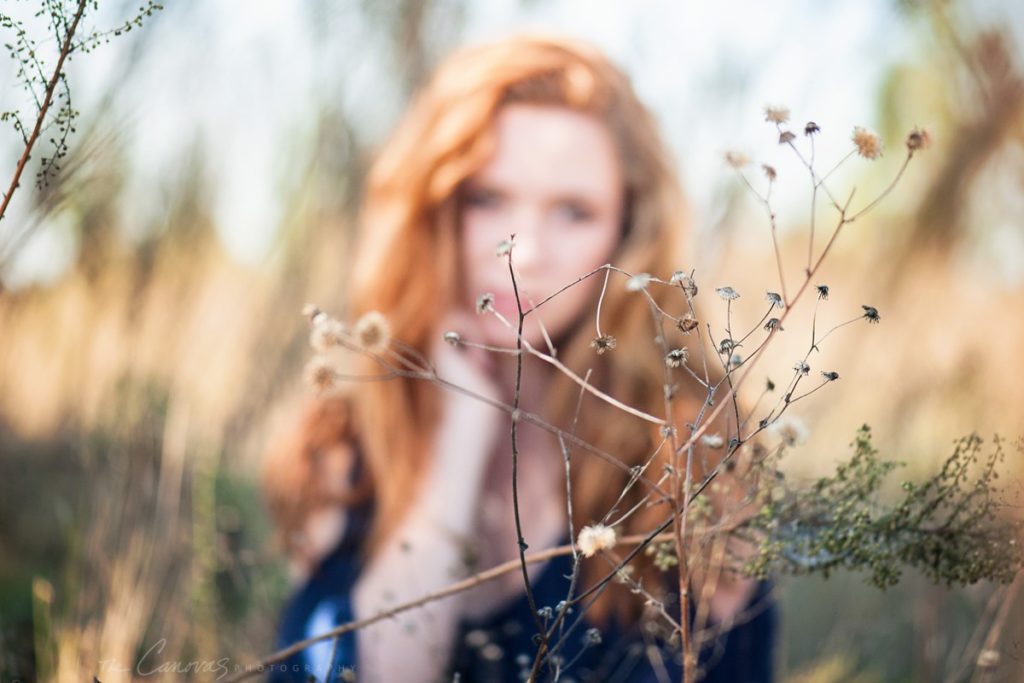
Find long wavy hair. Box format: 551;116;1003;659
264;33;729;626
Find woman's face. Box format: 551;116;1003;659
458;104;625;348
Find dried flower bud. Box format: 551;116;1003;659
906;126;932;152
719;338;740;355
303;356;338;394
353;311;391;353
716;286;740;300
766;377;776;391
701;434;725;449
665;347;689;368
476;293;495;314
676;313;699;334
495;239;513;257
310;317;345;352
822;371;840;381
443;331;461;346
764;105;790;124
626;273;652;292
725;150;750;168
770;415;809;446
591;335;617;354
577;524;617;558
861;305;880;324
762;164;777;181
301;303;322;321
671;270;698;299
852;126;883;160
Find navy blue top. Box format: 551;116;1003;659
268;498;776;683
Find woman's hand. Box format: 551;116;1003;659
353;309;509;683
424;308;508;522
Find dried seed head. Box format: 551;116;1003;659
906;126;932;152
495;239;513;257
309;317;346;353
303;356;338;394
804;121;820;136
443;331;461;346
725;150;750;168
301;303;323;321
764;105;790;124
730;353;743;368
778;130;796;144
852;126;883;160
766;291;784;308
716;286;740;300
676;314;699;334
353;311;391;353
861;305;881;324
671;271;699;298
762;164;777;181
764;318;784;332
719;338;740;355
701;434;725;449
577;524;617;558
770;415;809;447
626;273;652;292
816;284;830;300
793;360;810;376
766;377;776;391
665;347;689;368
591;335;617;354
476;293;495;314
822;370;840;381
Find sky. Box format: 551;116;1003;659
1;0;1018;288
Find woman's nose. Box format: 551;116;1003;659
513;230;541;272
509;211;544;274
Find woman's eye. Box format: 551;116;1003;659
555;201;594;223
464;188;502;209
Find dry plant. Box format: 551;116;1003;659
195;112;1024;682
0;0;163;282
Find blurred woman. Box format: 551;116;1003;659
264;33;775;683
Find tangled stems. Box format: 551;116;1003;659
273;117;1007;683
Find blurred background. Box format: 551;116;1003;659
0;0;1022;681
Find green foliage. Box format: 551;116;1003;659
0;1;163;222
745;426;1023;589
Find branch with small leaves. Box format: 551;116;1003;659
0;0;164;278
